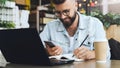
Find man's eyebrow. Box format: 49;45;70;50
55;9;70;12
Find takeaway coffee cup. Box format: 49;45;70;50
94;42;107;62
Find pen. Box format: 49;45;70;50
72;34;89;57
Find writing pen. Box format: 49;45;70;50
72;34;89;57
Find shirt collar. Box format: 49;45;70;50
77;12;86;30
57;19;65;32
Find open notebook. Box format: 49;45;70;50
49;54;84;62
0;28;74;66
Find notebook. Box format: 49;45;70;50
0;28;74;66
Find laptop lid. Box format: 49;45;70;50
0;28;51;65
0;28;74;66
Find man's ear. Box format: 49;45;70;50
75;2;78;11
75;1;78;7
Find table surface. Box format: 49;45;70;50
3;60;120;68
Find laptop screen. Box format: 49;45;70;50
0;28;51;65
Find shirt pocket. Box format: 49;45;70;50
83;39;91;47
83;35;94;50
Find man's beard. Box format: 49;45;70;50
59;12;77;28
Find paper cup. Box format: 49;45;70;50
94;42;107;62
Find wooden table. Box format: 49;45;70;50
3;60;120;68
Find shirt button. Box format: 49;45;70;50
88;42;90;44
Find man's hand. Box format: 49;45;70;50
74;46;95;60
46;45;63;56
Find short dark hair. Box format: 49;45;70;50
51;0;66;5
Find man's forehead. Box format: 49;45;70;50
53;0;75;6
54;0;75;11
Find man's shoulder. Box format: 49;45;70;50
82;14;102;24
80;14;99;21
79;14;103;28
46;19;60;25
44;19;63;30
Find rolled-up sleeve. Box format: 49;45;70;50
40;24;51;47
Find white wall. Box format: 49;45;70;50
108;3;120;14
96;0;120;14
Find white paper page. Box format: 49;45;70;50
49;54;84;62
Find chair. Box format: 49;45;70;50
109;38;120;60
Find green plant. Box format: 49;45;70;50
0;21;15;28
0;0;14;6
8;0;14;1
0;0;16;28
91;11;120;29
0;0;7;6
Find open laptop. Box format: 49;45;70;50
0;28;74;66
